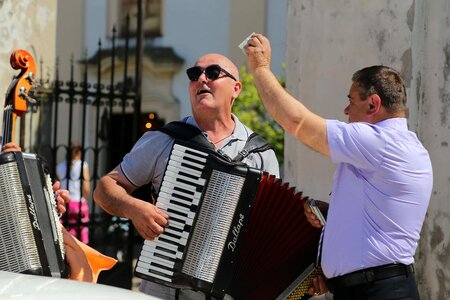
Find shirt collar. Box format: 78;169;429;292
375;117;408;130
184;114;250;142
230;114;250;141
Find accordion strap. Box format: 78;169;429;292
232;132;273;162
156;121;273;162
156;121;215;151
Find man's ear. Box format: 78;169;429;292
367;94;381;115
230;81;242;105
233;81;242;97
230;81;242;106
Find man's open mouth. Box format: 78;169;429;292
197;89;211;95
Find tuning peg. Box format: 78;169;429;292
26;71;36;83
18;86;37;104
26;96;37;104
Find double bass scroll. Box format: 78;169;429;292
1;49;37;150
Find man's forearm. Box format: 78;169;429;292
252;68;301;132
93;175;137;219
252;67;329;157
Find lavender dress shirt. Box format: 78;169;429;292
322;118;433;278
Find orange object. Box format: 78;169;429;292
63;227;117;283
2;49;37;147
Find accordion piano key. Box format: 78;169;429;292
135;142;213;286
142;242;183;260
158;201;197;220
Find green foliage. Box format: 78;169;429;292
233;66;285;164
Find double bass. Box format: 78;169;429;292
0;49;116;282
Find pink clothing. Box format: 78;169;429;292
63;200;90;244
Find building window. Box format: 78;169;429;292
112;0;162;38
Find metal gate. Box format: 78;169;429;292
22;7;146;290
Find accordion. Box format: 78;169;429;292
0;151;66;277
135;141;321;299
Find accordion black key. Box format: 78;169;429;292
134;141;321;299
0;151;66;277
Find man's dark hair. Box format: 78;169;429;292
352;65;407;114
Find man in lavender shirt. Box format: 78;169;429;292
245;34;432;300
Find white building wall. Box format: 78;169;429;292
285;0;449;298
85;0;109;58
156;0;231;118
267;0;288;77
56;0;85;80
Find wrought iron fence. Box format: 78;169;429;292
22;8;145;290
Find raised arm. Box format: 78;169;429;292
245;34;330;157
81;163;91;200
93;167;169;240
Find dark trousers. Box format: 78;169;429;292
331;273;420;300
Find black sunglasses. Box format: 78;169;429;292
186;64;237;82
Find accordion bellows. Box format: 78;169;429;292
0;152;66;277
135;141;321;299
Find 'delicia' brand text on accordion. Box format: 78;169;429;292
0;151;66;277
134;141;321;299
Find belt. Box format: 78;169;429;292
326;263;415;292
